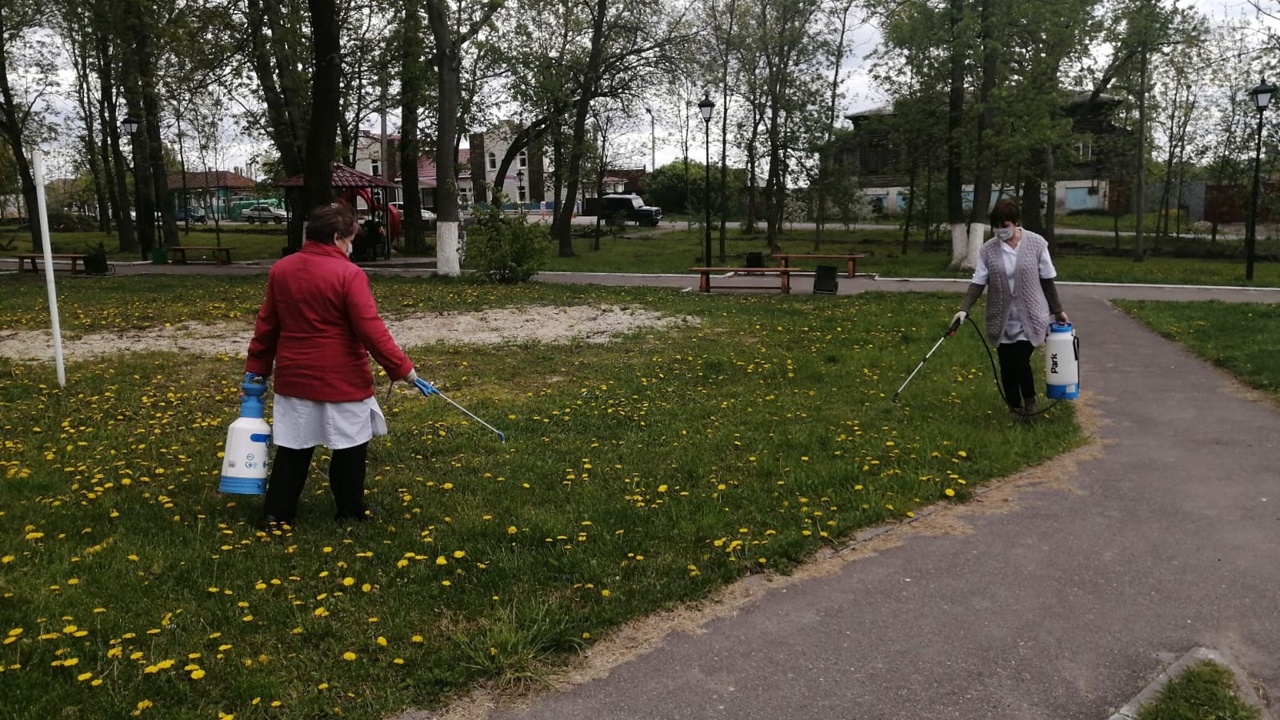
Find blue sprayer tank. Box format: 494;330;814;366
220;377;271;494
1044;322;1080;400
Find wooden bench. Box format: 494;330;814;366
168;246;233;265
690;267;799;294
15;253;89;273
771;252;867;278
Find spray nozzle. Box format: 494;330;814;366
242;374;268;398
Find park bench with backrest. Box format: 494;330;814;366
771;252;867;278
167;246;234;265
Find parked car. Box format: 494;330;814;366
388;201;436;223
241;205;289;224
176;206;207;224
596;194;662;227
127;209;162;221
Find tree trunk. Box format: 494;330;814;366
92;0;136;253
400;0;425;254
0;30;42;252
1132;44;1148;262
551;0;609;258
302;0;341;214
945;0;970;270
965;0;997;266
1043;146;1057;250
902;160;917;255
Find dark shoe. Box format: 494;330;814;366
255;514;292;531
335;506;374;524
1023;399;1039;418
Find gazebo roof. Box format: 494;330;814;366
277;162;399;189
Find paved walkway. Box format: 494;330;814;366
10;257;1279;718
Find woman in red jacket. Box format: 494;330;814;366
245;203;432;528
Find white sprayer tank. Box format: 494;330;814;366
1044;322;1079;400
220;379;271;494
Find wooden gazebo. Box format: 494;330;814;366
277;163;401;259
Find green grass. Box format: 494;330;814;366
0;274;1082;719
543;227;1280;287
0;227;291;263
1135;660;1259;720
8;218;1280;287
1115;299;1280;399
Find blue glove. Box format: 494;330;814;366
413;377;438;397
244;372;264;384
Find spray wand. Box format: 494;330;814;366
892;315;963;403
405;377;507;442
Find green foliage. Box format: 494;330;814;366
647;161;746;218
463;206;553;283
1135;660;1259;720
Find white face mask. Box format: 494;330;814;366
994;227;1015;242
343;240;354;257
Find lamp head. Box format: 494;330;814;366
698;92;714;123
120;116;141;134
1252;78;1276;112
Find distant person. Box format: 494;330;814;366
952;199;1069;421
244;203;435;528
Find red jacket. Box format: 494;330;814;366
246;241;414;401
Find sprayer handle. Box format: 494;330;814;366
948;311;966;335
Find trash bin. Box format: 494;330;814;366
813;265;838;295
150;247;168;265
745;252;764;268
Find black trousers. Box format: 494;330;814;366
996;340;1036;410
262;442;369;522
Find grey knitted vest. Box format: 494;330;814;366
980;230;1051;347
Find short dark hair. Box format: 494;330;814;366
989;199;1021;227
305;204;357;245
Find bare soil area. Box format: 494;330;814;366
0;305;698;363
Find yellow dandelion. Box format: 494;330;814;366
342;652;356;661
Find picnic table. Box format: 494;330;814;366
15;253;89;273
690;267;799;294
771;252;867;278
167;246;234;265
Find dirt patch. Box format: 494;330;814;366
0;305;699;363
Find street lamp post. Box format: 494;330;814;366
516;169;525;207
1247;78;1275;281
698;92;715;267
120;116;148;259
645;106;656;172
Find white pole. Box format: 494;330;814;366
33;149;66;388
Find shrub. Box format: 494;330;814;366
463;206;553;283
